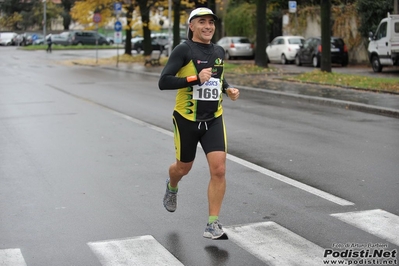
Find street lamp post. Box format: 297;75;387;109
43;0;47;38
168;0;172;56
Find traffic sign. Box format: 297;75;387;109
289;1;297;13
114;3;122;12
93;13;101;23
114;21;122;32
114;32;122;44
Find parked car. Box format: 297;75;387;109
99;34;114;45
69;31;109;45
216;36;254;60
266;36;305;64
51;33;72;46
0;32;17;46
16;32;43;46
295;37;348;67
132;36;165;53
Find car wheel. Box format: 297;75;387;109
225;51;231;60
281;54;287;65
312;55;320;67
341;59;348;67
295;55;302;66
136;47;142;54
371;55;383;73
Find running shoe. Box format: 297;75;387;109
163;179;177;212
203;220;228;240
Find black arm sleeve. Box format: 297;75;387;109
158;43;200;90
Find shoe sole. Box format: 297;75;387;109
203;232;229;240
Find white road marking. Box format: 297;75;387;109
224;221;326;266
227;154;354;206
54;89;354;207
331;209;399;246
87;235;184;266
0;249;27;266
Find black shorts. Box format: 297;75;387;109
172;111;227;163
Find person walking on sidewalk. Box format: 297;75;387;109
158;7;240;240
46;34;52;53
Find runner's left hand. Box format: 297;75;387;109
226;88;239;101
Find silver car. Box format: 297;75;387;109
216;36;254;60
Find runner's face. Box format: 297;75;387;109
190;15;215;44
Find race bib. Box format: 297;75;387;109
192;77;222;101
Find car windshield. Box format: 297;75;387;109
231;37;250;44
288;38;304;45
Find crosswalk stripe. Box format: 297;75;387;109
331;209;399;246
0;249;27;266
87;235;184;266
224;221;326;266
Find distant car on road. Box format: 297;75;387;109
295;37;348;67
266;36;305;64
216;36;254;60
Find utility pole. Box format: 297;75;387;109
43;0;47;38
395;0;398;14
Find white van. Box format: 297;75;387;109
367;13;399;72
0;32;17;46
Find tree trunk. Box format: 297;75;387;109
138;0;152;56
320;0;331;72
173;0;181;49
124;3;134;56
255;0;267;67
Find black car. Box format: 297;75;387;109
295;37;348;67
132;37;165;53
68;31;109;45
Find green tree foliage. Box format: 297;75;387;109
224;3;256;39
356;0;393;38
0;0;63;31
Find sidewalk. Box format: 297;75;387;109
96;62;399;118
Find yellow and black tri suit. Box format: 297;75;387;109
158;40;231;162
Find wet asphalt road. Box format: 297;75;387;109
0;47;398;265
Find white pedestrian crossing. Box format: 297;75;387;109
2;209;398;265
224;221;326;266
331;209;399;246
87;235;184;266
0;249;27;266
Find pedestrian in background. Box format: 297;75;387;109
158;7;240;240
46;34;52;53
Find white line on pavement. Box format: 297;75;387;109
54;89;354;207
227;154;354;206
111;109;354;207
331;209;399;246
0;249;27;266
224;221;326;266
87;235;184;266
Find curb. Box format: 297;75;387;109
232;85;399;118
